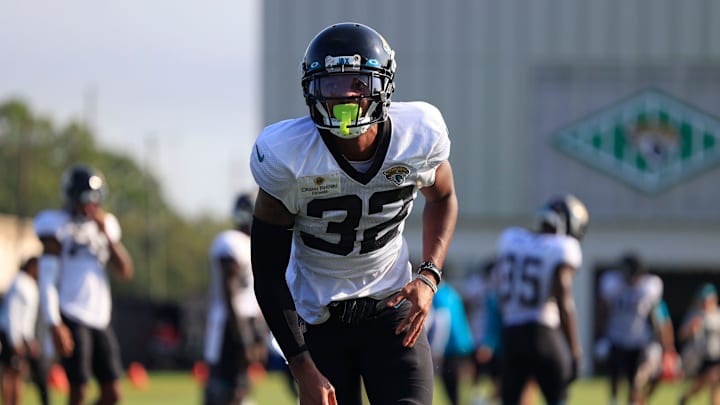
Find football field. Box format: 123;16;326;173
22;371;701;404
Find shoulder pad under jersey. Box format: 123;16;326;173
103;213;122;243
33;210;68;239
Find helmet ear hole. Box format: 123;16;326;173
536;208;566;236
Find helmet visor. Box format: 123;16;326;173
78;189;103;205
311;74;382;98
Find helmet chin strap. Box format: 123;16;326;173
328;124;370;139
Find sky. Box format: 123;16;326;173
0;1;261;218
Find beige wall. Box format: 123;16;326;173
262;0;720;218
262;1;720;375
0;214;42;294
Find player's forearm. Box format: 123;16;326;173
38;255;62;326
235;316;261;347
559;298;582;358
660;323;676;352
221;258;242;336
554;265;581;358
108;241;134;280
421;193;457;268
678;318;698;342
251;216;307;359
420;162;457;269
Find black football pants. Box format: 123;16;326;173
501;323;572;405
304;299;434;405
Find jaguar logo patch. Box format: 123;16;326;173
383;165;410;186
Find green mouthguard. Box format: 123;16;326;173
333;104;363;136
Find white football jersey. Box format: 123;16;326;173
700;310;720;360
204;229;261;363
250;101;451;324
600;270;663;349
0;272;39;346
680;308;720;373
34;209;121;329
495;227;582;328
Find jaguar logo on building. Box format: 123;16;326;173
553;89;720;194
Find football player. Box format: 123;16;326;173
677;284;720;405
495;194;588;405
250;22;458;405
0;256;43;405
643;298;680;400
460;259;503;402
203;194;268;405
598;253;666;405
34;164;133;405
427;282;475;405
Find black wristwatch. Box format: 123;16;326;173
418;261;442;285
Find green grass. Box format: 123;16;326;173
21;371;711;405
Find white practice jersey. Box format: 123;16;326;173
0;272;39;346
204;229;261;363
33;209;121;329
495;227;582;328
600;270;663;349
699;310;720;360
250;101;451;324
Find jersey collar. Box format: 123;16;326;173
319;119;392;185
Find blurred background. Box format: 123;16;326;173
1;0;719;380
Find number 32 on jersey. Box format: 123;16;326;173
300;185;414;256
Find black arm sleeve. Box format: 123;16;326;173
251;216;307;359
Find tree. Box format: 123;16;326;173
0;98;227;300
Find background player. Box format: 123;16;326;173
461;259;503;402
677;284;720;405
203;193;268;405
495;194;588;405
597;252;666;405
0;256;43;405
427;281;475;405
34;164;134;405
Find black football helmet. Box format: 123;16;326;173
232;193;255;231
535;193;589;241
619;252;646;277
61;164;106;207
301;22;396;139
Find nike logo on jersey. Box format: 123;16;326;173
255;145;265;162
383;165;410;185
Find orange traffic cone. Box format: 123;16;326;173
248;362;266;384
127;362;149;390
48;364;69;393
192;360;209;385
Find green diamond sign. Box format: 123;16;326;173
553;89;720;194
